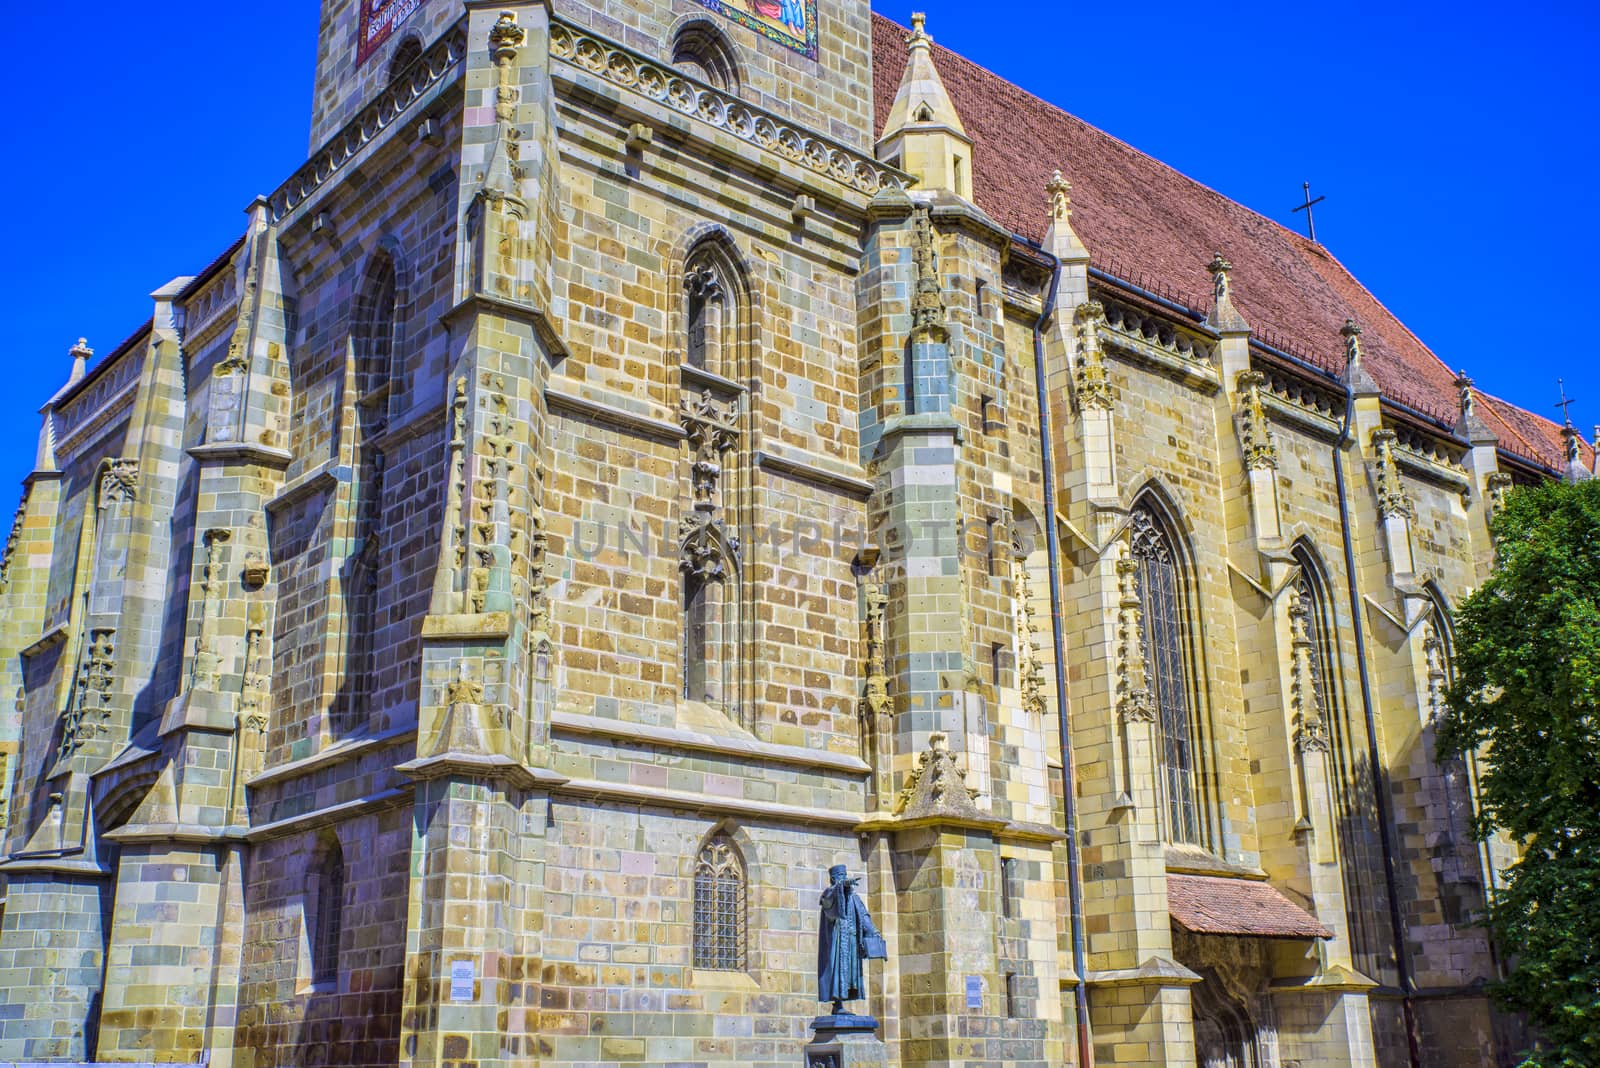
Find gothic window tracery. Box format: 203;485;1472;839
1292;544;1388;984
678;237;749;726
693;835;746;971
1128;503;1201;845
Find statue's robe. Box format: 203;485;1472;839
817;882;880;1005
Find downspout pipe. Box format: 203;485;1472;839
1024;238;1093;1068
1333;373;1422;1068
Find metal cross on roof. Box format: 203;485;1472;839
1556;379;1578;428
1292;182;1325;243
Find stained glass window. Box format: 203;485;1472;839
693;836;746;971
1129;505;1200;845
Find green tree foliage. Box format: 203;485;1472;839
1437;478;1600;1067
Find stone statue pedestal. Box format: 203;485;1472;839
805;1014;888;1068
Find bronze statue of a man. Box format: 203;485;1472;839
817;864;884;1015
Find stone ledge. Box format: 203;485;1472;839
421;611;512;641
1084;956;1201;989
246;723;416;788
552;711;870;775
186;440;294;467
755;448;874;499
243;786;412;842
265;458;345;514
18;623;68;659
547;388;685;443
556;776;864;829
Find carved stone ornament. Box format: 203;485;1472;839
59;628;116;762
1288;590;1330;754
1423;627;1448;726
861;579;890;718
1012;560;1047;718
1485;471;1513;519
488;11;527;122
1114;547;1156;724
1235;370;1279;471
444;662;485;707
893;731;983;819
679;512;738;581
909;206;947;341
99;459;139;507
1370;428;1414;520
679;392;740;511
1072;300;1113;412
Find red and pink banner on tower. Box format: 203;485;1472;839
357;0;426;65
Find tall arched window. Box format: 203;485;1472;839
1129;503;1201;845
338;252;398;736
310;838;346;989
693;834;746;971
1294;544;1387;983
678;235;749;726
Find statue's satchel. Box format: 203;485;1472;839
862;935;888;960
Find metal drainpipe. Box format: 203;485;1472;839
1025;239;1093;1067
1333;373;1422;1068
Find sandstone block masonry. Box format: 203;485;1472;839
0;1;1585;1066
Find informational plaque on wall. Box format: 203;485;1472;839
358;0;426;65
964;975;982;1010
449;959;476;1003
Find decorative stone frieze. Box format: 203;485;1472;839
548;20;902;195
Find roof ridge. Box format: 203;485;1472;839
869;12;1334;254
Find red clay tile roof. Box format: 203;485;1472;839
871;14;1593;473
1167;874;1332;939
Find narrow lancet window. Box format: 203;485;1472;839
311;840;346;989
693;835;746;971
1129;503;1201;845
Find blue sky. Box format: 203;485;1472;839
1;1;1595;506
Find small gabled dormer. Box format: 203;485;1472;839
877;13;974;200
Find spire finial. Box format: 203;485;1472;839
66;338;92;387
1453;369;1475;422
910;11;928;42
1047;169;1072;222
1341;318;1363;365
1207;252;1233;305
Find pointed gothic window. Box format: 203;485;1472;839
693;835;746;971
310;839;346;989
1129;503;1201;845
339;251;398;736
1294;543;1387;983
678;237;747;726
